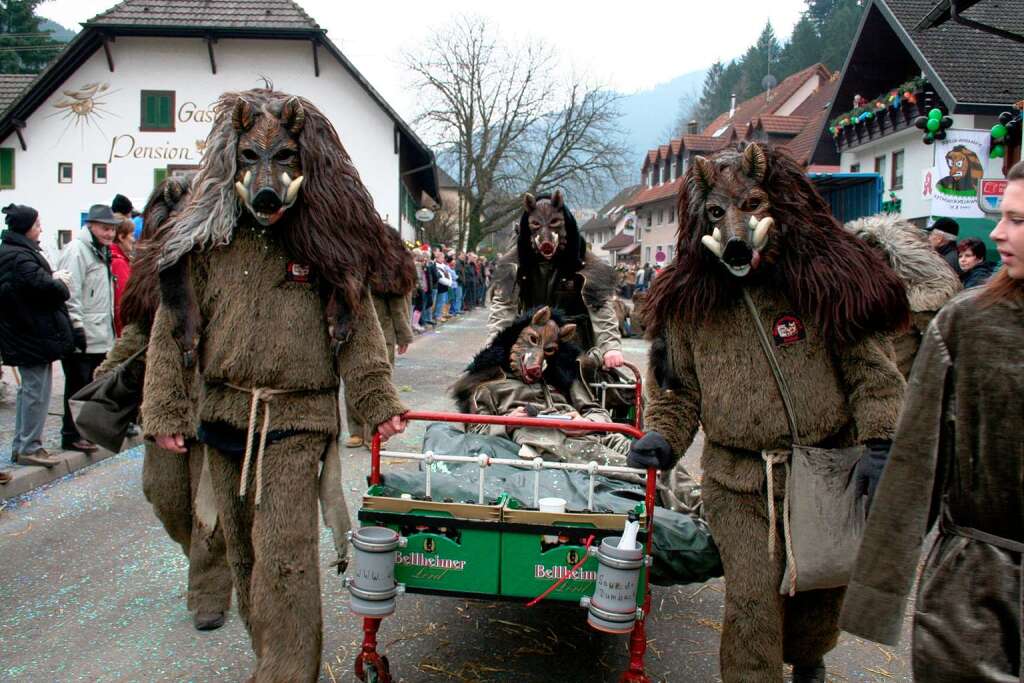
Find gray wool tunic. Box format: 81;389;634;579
840;286;1023;682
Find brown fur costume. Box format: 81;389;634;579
843;213;962;377
141;89;406;682
96;174;232;622
344;225;415;440
643;144;907;681
488;192;620;354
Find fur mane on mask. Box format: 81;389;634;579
119;174;193;332
844;213;962;313
644;145;909;346
368;224;416;297
158;88;388;317
451;307;583;413
516;194;585;276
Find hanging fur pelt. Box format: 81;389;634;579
843;213;962;313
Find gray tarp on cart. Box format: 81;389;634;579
374;424;722;586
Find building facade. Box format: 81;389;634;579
0;0;438;259
812;0;1022;244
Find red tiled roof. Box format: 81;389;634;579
670;138;683;155
759;115;808;135
602;233;635;251
682;134;731;153
789;74;840;118
781;79;840;165
702;64;831;137
626;177;683;208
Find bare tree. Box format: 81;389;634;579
405;16;628;250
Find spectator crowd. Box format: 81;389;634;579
0;204;496;481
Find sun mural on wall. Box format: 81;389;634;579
47;82;120;147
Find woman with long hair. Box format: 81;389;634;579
110;215;135;336
841;159;1024;681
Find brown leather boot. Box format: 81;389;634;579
17;449;60;468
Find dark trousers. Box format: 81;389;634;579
61;352;105;444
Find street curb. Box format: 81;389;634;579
0;447;122;501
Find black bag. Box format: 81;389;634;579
68;346;146;453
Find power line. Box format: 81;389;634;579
0;45;65;53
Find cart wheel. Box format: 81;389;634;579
356;654;391;683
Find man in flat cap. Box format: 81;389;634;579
56;204;120;453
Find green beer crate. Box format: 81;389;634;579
497;506;647;603
359;489;504;595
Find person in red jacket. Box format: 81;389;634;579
110;215;135;336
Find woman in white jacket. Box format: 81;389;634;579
56;204;119;453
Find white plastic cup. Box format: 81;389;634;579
538;497;567;514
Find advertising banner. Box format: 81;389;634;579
932;129;992;218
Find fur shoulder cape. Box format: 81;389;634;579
491;248;617;311
451;308;583;413
843;213;962;313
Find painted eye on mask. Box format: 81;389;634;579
240;149;260;163
274;149;297;163
708;206;725;220
544;344;557;356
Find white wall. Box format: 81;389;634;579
638;198;676;266
0;36;402;260
775;73;821;116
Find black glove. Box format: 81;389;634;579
854;439;891;511
627;431;675;470
72;327;88;353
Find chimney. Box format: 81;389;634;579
687;120;698;134
729;93;737;119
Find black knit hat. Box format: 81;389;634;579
111;193;133;216
929;217;960;237
2;203;38;234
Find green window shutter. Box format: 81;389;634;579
159;96;171;127
141;91;174;130
146;95;157;127
153;167;167;188
0;148;13;188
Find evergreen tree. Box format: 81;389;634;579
806;0;840;30
693;60;724;128
818;0;864;70
0;0;63;74
778;15;821;80
738;21;783;100
688;1;865;130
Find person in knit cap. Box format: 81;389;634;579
926;216;960;273
111;193;134;217
0;204;75;479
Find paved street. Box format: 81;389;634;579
0;307;912;682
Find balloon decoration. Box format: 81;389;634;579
989;111;1021;159
829;77;927;139
914;108;952;145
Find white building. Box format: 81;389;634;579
811;0;1022;244
0;0;439;259
579;184;641;265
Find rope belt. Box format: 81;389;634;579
226;383;303;507
763;448;798;597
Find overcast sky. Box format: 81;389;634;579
38;0;806;121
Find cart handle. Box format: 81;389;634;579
369;410;657;620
